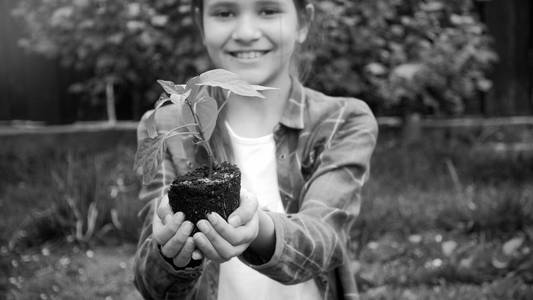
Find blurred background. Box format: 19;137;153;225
1;0;532;299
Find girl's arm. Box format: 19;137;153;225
242;99;378;284
133;110;203;299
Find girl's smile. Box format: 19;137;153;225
227;50;270;61
202;0;310;87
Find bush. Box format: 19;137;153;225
309;0;497;115
13;0;496;119
3;145;143;250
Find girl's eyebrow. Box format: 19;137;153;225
256;0;286;6
206;0;287;8
205;0;237;9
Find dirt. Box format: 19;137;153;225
4;243;142;300
168;162;241;229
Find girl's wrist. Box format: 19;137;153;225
249;209;276;260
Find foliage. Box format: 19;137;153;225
13;0;496;118
134;69;274;184
12;0;206;120
3;145;142;250
308;0;497;115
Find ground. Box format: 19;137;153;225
1;125;533;299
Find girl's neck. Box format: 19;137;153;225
225;74;292;138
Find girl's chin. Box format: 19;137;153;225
225;69;273;86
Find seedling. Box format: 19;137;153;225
134;69;275;226
134;69;274;184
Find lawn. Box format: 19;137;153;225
1;125;532;299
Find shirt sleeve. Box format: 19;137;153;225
133;110;203;299
242;99;378;284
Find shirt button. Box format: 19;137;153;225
279;153;286;160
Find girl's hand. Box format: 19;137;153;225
153;194;196;267
193;189;260;263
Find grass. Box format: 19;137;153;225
1;126;532;298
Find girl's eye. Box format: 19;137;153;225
259;7;281;16
212;9;235;18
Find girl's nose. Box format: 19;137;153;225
231;15;261;43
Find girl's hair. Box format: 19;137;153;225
189;0;317;166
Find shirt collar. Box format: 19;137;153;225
279;77;306;130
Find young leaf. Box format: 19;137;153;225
198;69;240;82
170;90;191;106
196;79;267;99
145;93;171;139
134;135;166;184
196;69;274;98
145;111;158;139
193;96;218;140
157;80;187;95
250;85;278;91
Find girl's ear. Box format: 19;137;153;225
297;3;315;44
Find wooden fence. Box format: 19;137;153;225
0;0;531;124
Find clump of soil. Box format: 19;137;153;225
168;162;241;230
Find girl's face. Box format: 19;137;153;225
201;0;309;86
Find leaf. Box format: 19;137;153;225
408;234;422;243
197;79;266;99
250;85;277;91
145;111;158;139
503;236;525;256
145;94;171;139
199;69;240;82
196;69;274;99
157;80;187;95
134;135;166;184
170;90;191;106
192;96;218;140
155;93;170;109
442;240;458;257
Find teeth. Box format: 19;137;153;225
233;51;265;59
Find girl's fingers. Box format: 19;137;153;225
193;232;224;263
207;212;254;246
160;220;193;258
153;211;185;245
196;220;236;261
228;189;258;227
156;194;173;222
172;237;195;268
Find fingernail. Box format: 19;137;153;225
183;221;193;232
192;250;202;260
197;220;209;233
228;215;241;227
207;212;217;224
174;211;184;220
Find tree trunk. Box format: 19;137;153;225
105;80;117;124
401;112;422;146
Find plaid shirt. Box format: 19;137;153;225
133;78;378;300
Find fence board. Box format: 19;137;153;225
0;0;78;124
481;0;533;115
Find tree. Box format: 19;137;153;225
308;0;497;116
13;0;497;120
13;0;207;122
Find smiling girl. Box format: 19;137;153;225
133;0;378;299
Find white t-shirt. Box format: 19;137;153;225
217;122;321;300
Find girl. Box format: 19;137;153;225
134;0;378;299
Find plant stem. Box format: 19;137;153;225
185;100;216;175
